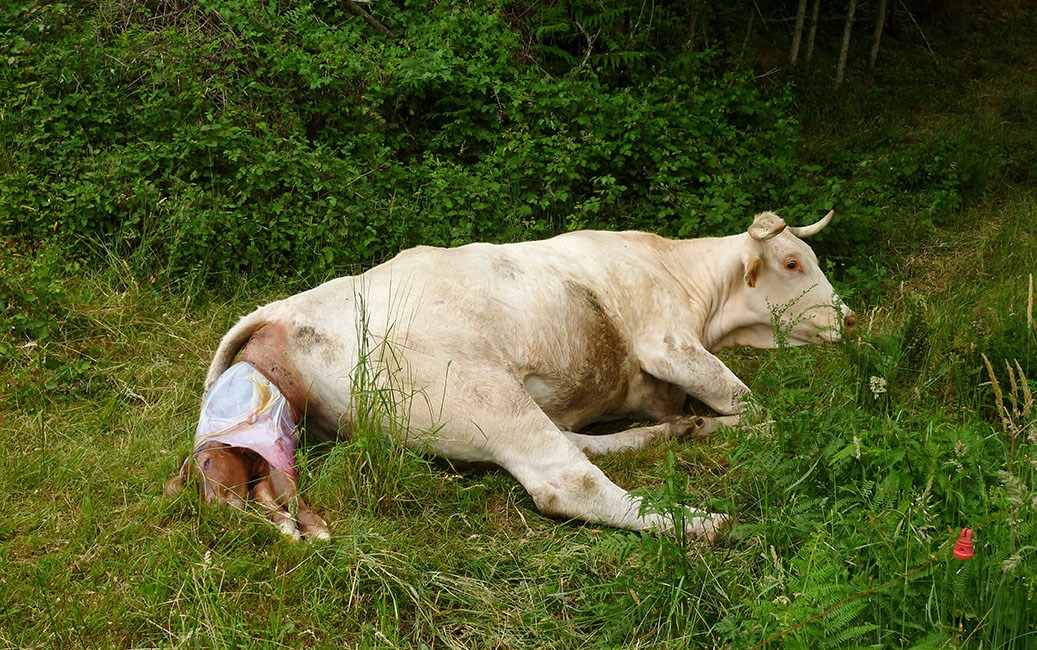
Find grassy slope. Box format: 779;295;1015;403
3;13;1037;650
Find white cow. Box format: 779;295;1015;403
185;211;855;541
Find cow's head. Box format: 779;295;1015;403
726;210;855;349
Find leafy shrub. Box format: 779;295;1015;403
0;0;877;286
0;245;67;343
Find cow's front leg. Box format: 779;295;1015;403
560;415;715;456
640;339;751;419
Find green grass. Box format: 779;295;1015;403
1;198;1035;648
4;8;1037;647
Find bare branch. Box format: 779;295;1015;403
898;0;939;66
339;0;395;39
575;20;599;72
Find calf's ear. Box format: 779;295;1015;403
163;457;192;496
743;255;762;288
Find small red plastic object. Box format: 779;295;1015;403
953;528;974;561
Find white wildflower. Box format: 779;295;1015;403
1002;554;1022;573
954;439;967;458
869;376;887;398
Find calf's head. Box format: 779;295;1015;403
731;210;855;348
164;442;263;508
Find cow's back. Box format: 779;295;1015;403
278;234;662;431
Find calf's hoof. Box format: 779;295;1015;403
297;509;331;541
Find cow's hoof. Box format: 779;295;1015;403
667;416;707;440
669;415;731;440
687;513;734;544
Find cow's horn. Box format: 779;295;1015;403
788;210;835;238
748;212;787;241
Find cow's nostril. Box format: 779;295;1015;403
844;312;857;332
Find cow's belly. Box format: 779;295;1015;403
523;367;686;431
614;371;687;420
520;346;643;431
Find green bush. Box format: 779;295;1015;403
1;0;936;287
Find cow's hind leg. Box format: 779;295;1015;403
561;414;740;456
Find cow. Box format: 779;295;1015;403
167;210;855;542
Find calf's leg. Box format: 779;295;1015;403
263;469;331;541
252;477;301;540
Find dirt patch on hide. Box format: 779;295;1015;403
553;281;632;416
293;324;343;363
492;255;524;280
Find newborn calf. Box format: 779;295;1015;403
165;442;329;540
165;362;329;540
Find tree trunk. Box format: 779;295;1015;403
870;0;889;68
738;9;755;66
835;0;857;86
806;0;822;64
790;0;809;64
688;0;700;51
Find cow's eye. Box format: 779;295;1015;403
784;259;799;271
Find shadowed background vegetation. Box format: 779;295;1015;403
1;0;1035;647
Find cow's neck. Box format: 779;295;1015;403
657;234;750;352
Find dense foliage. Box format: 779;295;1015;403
0;0;999;285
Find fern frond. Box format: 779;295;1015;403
832;622;879;644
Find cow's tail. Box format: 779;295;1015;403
204;307;271;390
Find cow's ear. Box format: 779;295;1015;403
744;256;762;288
